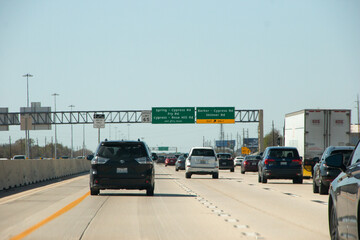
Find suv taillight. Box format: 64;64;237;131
135;157;152;164
91;156;110;165
292;159;302;165
264;159;275;165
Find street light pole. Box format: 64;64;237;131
68;105;75;158
22;73;33;159
52;93;59;159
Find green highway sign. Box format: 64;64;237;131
152;107;195;124
158;147;169;151
196;107;235;124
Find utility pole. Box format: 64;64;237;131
9;136;11;159
22;73;33;159
68;105;75;158
272;121;275;146
52;93;59;159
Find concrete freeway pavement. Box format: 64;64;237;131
0;164;329;240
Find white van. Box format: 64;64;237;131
185;147;219;179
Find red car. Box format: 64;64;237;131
165;157;177;166
241;155;261;174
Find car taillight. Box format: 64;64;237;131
135;157;152;164
91;156;110;165
264;159;275;165
292;159;302;164
244;161;250;165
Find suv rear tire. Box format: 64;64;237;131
230;168;235;172
313;178;319;193
319;180;328;195
185;172;192;179
90;188;99;196
212;173;219;179
261;173;267;183
293;177;303;184
146;185;154;196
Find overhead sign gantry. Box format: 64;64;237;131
0;106;264;152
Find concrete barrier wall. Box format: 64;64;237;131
0;159;90;190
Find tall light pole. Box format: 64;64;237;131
81;113;86;157
22;73;33;159
68;105;75;158
52;93;59;159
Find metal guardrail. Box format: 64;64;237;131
0;110;260;126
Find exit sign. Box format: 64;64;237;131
196;107;235;124
152;107;195;124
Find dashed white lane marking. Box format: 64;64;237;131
283;192;299;197
234;225;249;229
242;232;261;237
225;218;239;223
173;175;265;239
218;213;231;217
212;209;223;213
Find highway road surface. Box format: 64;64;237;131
0;164;329;240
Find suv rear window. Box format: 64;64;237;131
97;142;148;160
217;154;231;159
192;149;215;157
268;149;299;158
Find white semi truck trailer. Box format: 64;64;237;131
284;109;351;177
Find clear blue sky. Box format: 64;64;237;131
1;0;359;153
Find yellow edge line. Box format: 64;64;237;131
10;191;90;240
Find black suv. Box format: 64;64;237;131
87;140;155;196
312;146;354;195
217;153;234;172
258;147;303;184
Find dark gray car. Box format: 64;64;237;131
175;155;186;171
87;140;155;196
312;146;354;195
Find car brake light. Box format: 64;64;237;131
91;156;110;165
264;159;275;165
292;159;302;164
135;157;152;164
244;161;250;165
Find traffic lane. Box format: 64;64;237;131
235;171;329;205
14;168;249;240
167;165;329;240
0;175;90;240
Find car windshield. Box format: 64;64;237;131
97;142;147;160
192;149;215;157
217;154;231;158
268;149;299;159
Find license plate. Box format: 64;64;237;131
200;160;206;164
252;163;257;166
280;162;287;166
117;168;128;173
222;162;226;165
